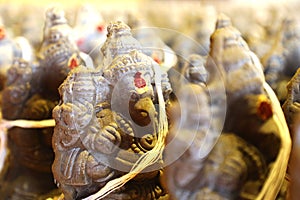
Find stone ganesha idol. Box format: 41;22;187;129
164;14;291;200
52;50;172;199
38;6;89;100
0;6;87;199
0;58;58;199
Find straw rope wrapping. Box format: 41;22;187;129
83;63;168;200
0;112;55;173
256;83;291;200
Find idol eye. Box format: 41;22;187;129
130;91;139;101
50;32;61;42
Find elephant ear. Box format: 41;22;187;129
53;65;111;150
52;64;114;195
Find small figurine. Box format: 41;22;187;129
73;4;104;41
0;21;34;91
73;4;107;66
181;54;207;85
0;58;57;199
210;16;290;199
38;6;90;100
132;23;177;72
0;6;88;199
52;21;172;200
209;13;264;102
164;14;291;200
168;53;207;95
41;6;69;47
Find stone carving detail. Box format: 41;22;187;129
52;26;172;199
